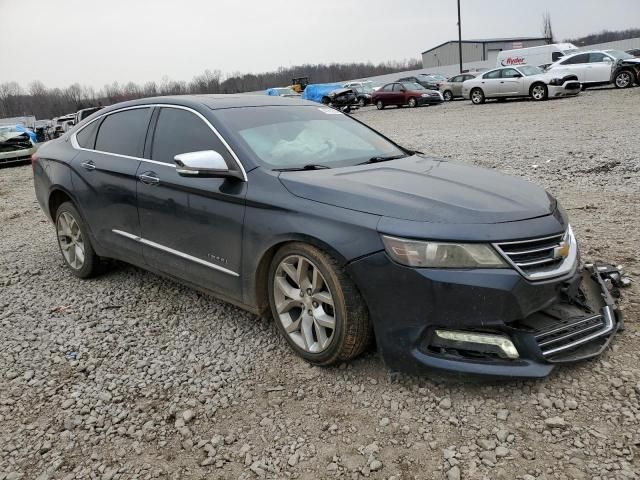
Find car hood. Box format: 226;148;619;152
278;156;556;224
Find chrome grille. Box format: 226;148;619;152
535;308;614;358
494;228;577;281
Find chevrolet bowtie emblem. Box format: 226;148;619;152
554;241;570;259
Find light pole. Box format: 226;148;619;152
457;0;463;73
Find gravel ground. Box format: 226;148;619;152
1;87;639;480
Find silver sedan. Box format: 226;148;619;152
462;65;581;104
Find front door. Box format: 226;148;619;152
136;106;246;301
499;68;524;95
70;107;152;261
585;52;614;83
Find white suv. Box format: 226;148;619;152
547;50;640;89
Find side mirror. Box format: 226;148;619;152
400;88;407;92
174;150;241;179
603;57;613;63
512;73;523;78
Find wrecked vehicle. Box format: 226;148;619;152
0;125;37;165
321;88;359;112
547;49;640;89
33;95;627;379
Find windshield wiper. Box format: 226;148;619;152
357;154;407;165
273;164;331;172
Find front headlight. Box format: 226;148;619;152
381;235;508;268
421;93;429;97
548;78;563;86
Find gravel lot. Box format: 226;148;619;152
1;87;639;480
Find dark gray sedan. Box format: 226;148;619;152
32;95;624;378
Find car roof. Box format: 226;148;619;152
98;94;317;114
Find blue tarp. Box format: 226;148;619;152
265;88;280;96
4;124;37;143
301;83;342;103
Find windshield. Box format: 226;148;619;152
212;106;405;169
428;74;447;81
562;48;579;55
518;65;544;76
606;50;633;60
402;82;425;90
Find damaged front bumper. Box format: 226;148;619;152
348;253;628;379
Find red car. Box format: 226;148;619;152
371;82;444;110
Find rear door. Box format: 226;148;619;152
391;83;405;104
479;69;502;96
376;83;394;104
500;68;525;95
70;107;152;261
136;106;246;300
556;53;589;82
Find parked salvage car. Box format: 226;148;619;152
462;65;581;104
547;49;640;89
0;125;37;166
626;48;640;58
321;88;359;112
266;87;301;97
439;73;478;101
372;82;443;109
398;73;446;90
350;85;373;107
33;95;626;379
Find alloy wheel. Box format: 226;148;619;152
615;72;631;88
471;90;483;104
443;91;453;101
57;211;85;269
532;85;546;100
273;255;336;353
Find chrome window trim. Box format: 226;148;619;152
112;229;239;277
70;103;248;180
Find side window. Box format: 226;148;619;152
76;119;100;149
588;52;608;63
95;108;150;157
151;108;230;165
392;84;404;91
561;53;588;65
381;84;394;92
483;70;502;79
464;75;475;81
501;68;521;78
450;75;461;82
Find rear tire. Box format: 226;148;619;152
614;70;634;88
470;88;485;104
358;97;366;107
268;243;371;366
443;90;453;101
55;202;100;278
530;83;548;101
376;100;385;110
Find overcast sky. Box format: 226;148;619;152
1;0;638;89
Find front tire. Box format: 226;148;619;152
614;70;634;88
55;202;100;278
470;88;485;104
268;243;371;366
376;100;385;110
407;97;417;108
530;83;548;101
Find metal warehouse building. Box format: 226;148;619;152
421;37;549;68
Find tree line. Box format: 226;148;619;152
0;60;421;120
565;28;640;47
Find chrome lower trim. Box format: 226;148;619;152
541;307;614;357
112;229;239;277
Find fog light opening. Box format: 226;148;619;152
432;330;520;360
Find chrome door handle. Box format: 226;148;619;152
138;173;160;185
81;160;96;171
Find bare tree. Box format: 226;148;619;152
542;11;554;44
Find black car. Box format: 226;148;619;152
33;95;625;379
322;88;359;112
